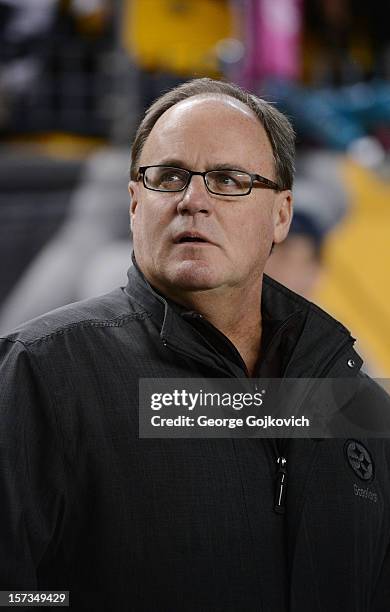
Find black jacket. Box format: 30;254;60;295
0;264;389;611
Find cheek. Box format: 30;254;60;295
132;200;175;262
234;212;274;258
132;206;153;258
133;200;160;238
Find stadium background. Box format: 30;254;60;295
0;0;389;374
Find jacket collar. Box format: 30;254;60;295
262;275;363;377
125;256;363;379
125;259;246;377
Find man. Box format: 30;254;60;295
1;78;389;611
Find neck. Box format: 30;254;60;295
164;281;263;376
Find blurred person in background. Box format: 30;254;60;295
265;210;324;299
1;77;390;611
265;149;349;298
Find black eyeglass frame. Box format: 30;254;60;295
137;165;282;195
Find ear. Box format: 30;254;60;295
273;190;293;244
128;181;139;230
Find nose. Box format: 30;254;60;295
176;174;213;216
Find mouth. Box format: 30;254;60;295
173;232;212;245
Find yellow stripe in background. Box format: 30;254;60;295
314;160;390;375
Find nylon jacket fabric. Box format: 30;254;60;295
0;264;389;611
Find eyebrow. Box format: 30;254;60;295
154;158;187;168
151;160;248;172
210;163;248;172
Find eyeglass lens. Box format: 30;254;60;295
143;166;252;195
206;170;251;195
144;167;188;191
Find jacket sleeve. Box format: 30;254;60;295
0;338;66;589
332;373;390;437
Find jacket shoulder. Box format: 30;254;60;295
0;288;149;346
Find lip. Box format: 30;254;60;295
173;231;215;246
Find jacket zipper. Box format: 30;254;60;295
164;333;290;514
274;456;288;514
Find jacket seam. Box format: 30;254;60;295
4;311;153;346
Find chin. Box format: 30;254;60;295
167;260;223;291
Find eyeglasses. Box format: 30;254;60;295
137;165;281;196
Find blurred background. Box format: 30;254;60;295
0;0;389;375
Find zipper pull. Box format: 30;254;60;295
274;456;288;514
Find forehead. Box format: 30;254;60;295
139;94;274;172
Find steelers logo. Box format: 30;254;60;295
345;440;374;482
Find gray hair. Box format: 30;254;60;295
130;78;295;190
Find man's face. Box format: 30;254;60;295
129;95;292;300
